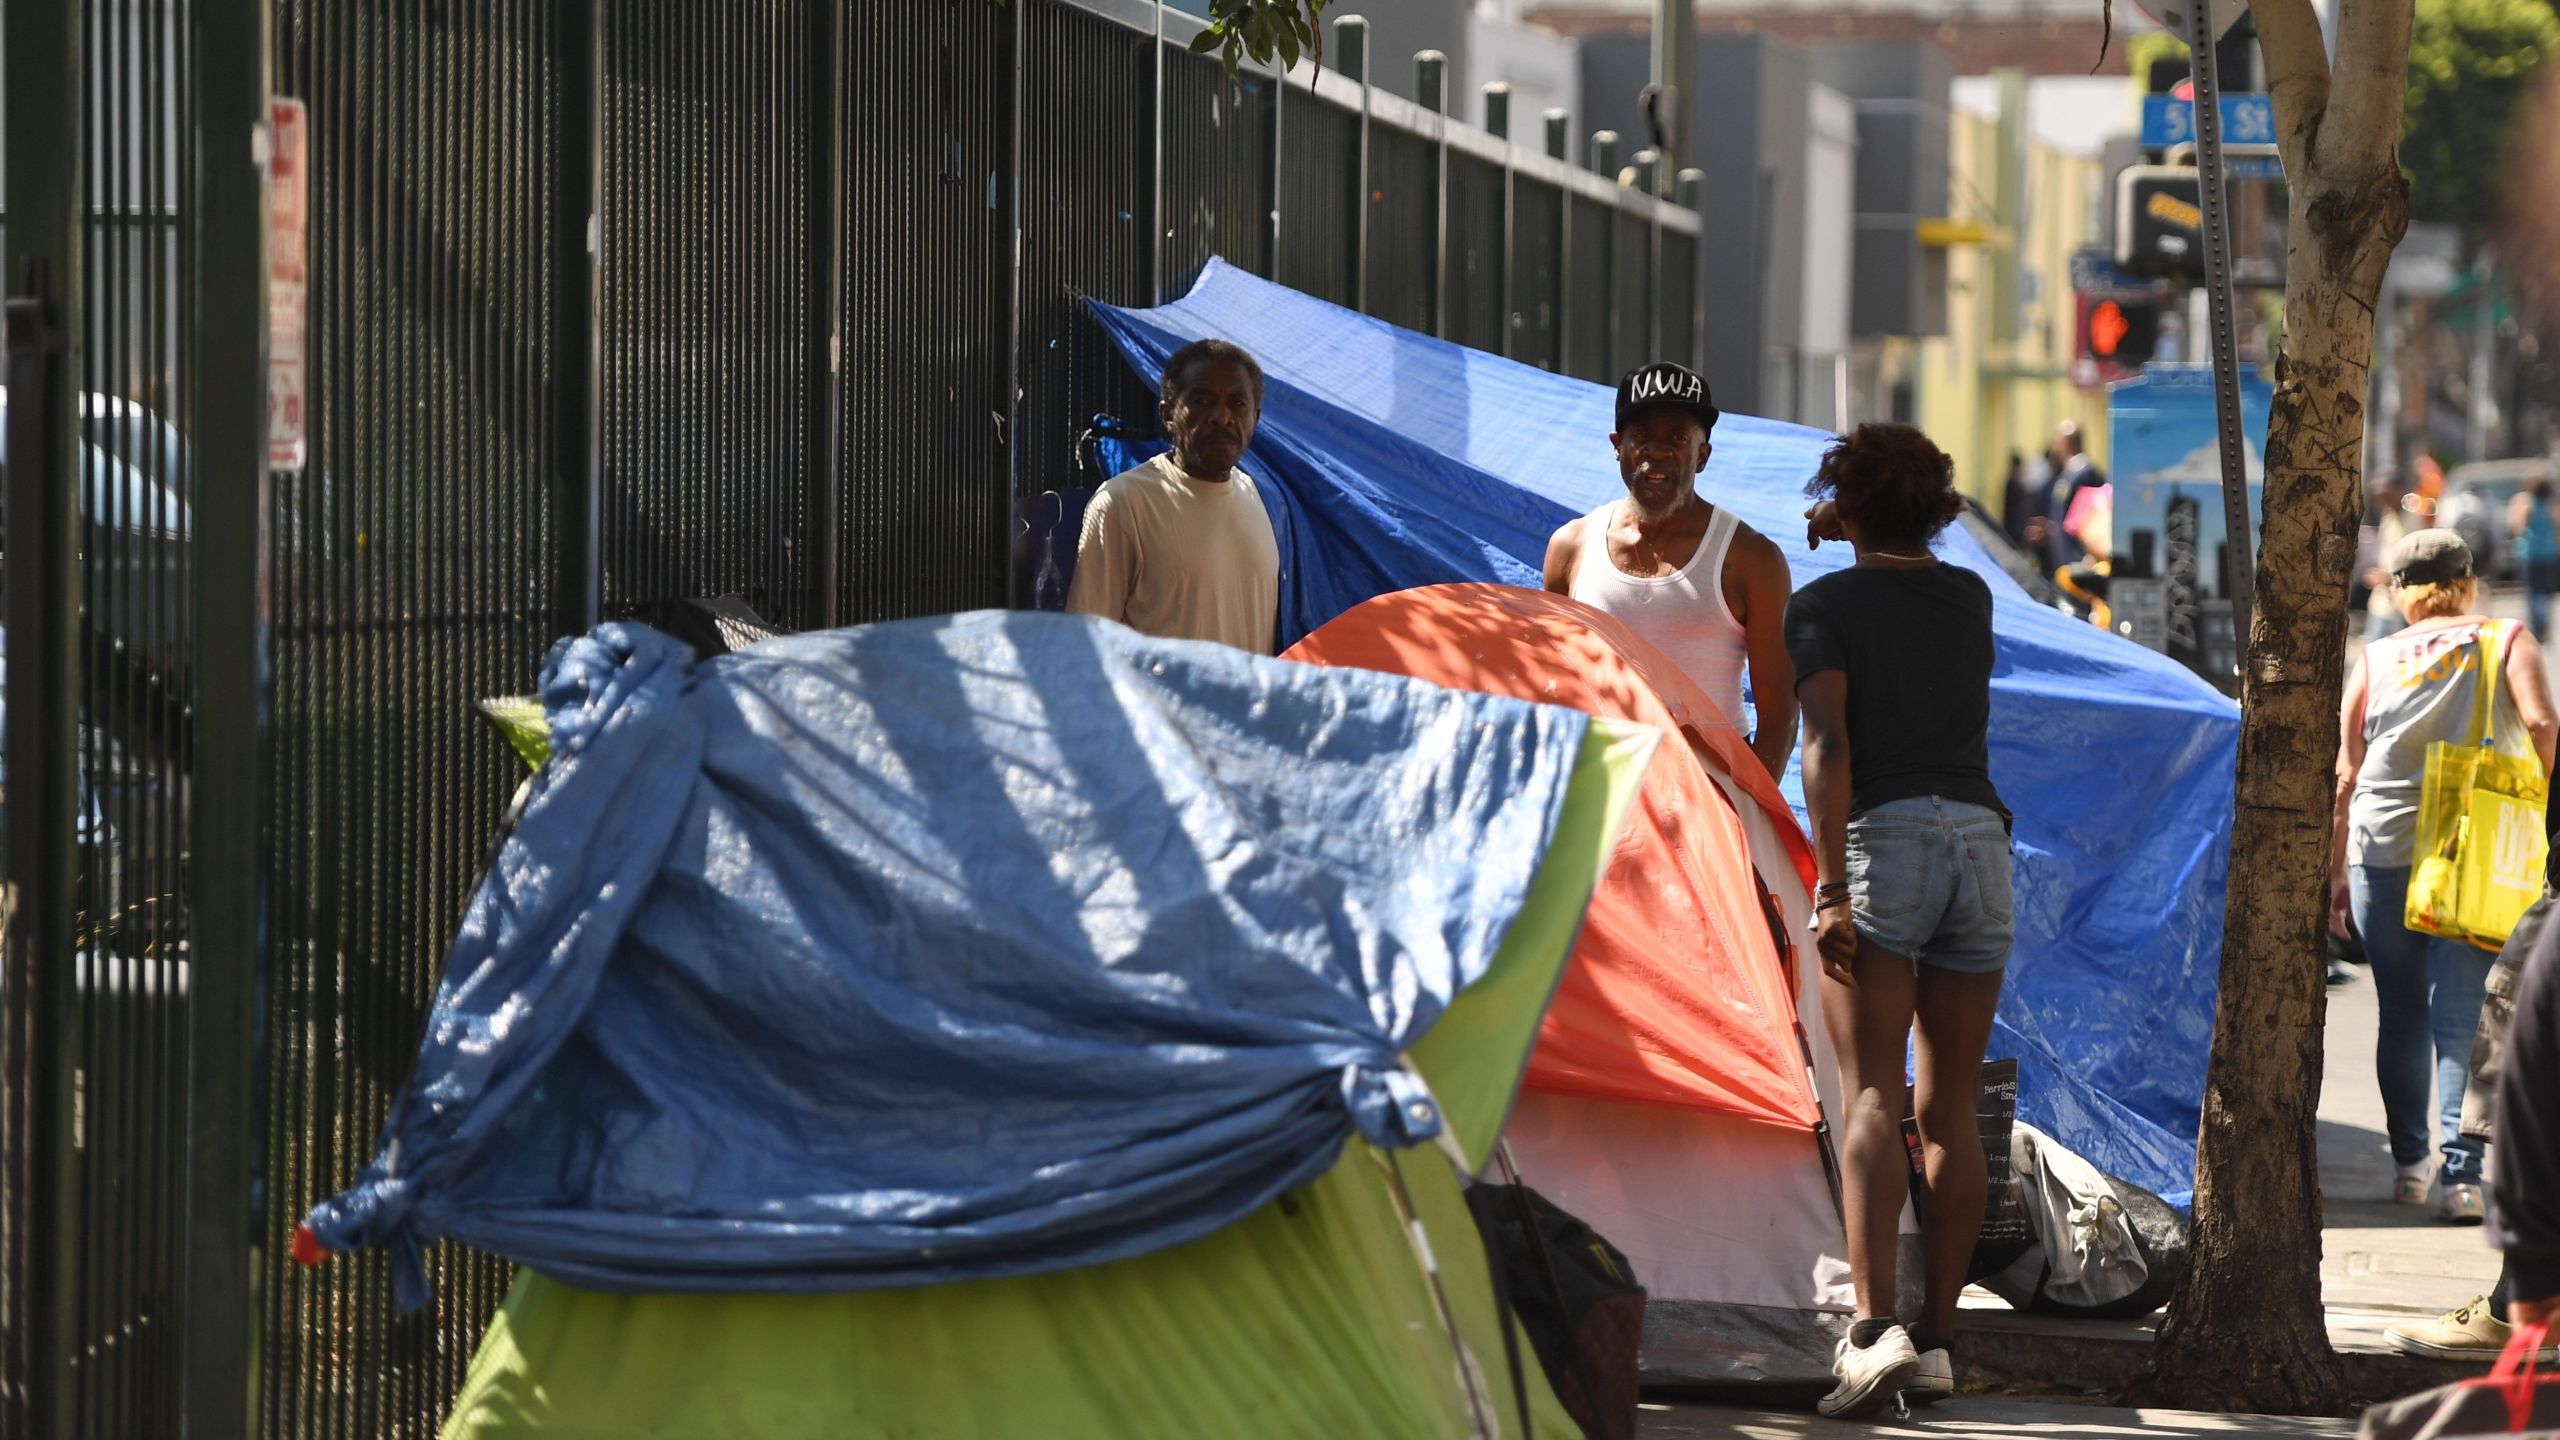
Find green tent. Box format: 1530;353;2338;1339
437;716;1656;1439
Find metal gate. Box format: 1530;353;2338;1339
2;2;1705;1435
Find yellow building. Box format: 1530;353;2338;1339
1917;71;2117;525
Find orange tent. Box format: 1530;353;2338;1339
1286;584;1880;1388
1285;583;1817;1126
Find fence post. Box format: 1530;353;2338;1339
814;0;848;625
1;0;86;1429
1546;109;1569;376
552;0;602;636
1590;130;1618;380
1632;148;1663;362
1337;16;1370;314
183;0;273;1433
1266;40;1286;276
1416;51;1448;338
1485;83;1513;360
1679;167;1706;371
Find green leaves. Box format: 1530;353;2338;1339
2402;0;2560;229
477;696;552;772
1191;0;1328;82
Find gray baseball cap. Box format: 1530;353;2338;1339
2387;527;2473;586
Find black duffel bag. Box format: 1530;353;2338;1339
1467;1159;1646;1440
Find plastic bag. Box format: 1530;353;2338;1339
2409;626;2549;952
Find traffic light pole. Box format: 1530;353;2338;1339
2185;1;2256;634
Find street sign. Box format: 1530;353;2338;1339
2224;153;2286;182
267;98;309;473
2070;246;2158;301
2132;0;2250;42
2142;93;2276;150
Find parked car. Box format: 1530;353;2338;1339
0;389;191;949
2438;456;2560;583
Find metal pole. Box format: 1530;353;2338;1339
2;1;85;1431
2469;256;2497;462
553;0;603;635
1418;51;1449;338
1152;0;1168;302
1651;0;1692;193
2184;3;2257;622
1267;42;1286;275
1679;167;1707;371
1547;108;1569;373
1340;17;1371;314
1592;130;1620;375
1487;84;1514;360
183;0;274;1432
1633;149;1663;360
1003;0;1026;611
820;0;849;626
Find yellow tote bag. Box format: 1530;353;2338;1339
2406;622;2549;952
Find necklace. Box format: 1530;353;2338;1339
1866;550;1934;563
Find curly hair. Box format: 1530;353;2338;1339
1805;423;1964;550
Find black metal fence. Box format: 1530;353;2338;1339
1;1;1703;1436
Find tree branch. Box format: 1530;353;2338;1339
2321;0;2418;175
2252;0;2332;181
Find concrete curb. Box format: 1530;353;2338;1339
1955;1309;2497;1409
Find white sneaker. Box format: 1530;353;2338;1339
1820;1324;1922;1420
1904;1346;1954;1405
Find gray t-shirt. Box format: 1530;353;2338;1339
2348;616;2533;868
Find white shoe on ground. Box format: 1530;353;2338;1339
1819;1324;1921;1420
1904;1346;1954;1405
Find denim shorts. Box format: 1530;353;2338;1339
1845;795;2016;974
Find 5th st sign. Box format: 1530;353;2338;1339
2142;93;2277;150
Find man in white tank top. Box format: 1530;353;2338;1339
1541;360;1798;777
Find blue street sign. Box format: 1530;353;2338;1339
2142;93;2278;149
2224;153;2287;181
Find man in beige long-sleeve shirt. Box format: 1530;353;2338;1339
1065;339;1280;655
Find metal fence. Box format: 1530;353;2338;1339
1;1;1704;1436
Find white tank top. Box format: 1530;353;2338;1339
1568;500;1749;728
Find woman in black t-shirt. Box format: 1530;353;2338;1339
1783;423;2011;1420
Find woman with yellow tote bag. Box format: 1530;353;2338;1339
2333;530;2559;1224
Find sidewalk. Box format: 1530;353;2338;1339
1638;1398;2353;1437
1636;937;2504;1434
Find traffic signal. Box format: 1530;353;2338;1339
2115;165;2234;279
2080;294;2161;366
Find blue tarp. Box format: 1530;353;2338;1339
1086;260;2240;1206
306;614;1590;1303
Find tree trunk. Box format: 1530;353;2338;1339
2130;138;2409;1415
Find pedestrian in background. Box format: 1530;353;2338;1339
2511;476;2560;640
2332;530;2559;1223
2365;470;2418;641
1787;423;2009;1419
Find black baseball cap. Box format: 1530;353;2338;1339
1616;361;1720;436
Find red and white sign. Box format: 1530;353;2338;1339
268;98;309;472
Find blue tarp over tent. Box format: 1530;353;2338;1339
306;614;1594;1303
1085;260;2239;1206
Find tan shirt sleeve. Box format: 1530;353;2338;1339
1064;484;1135;623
